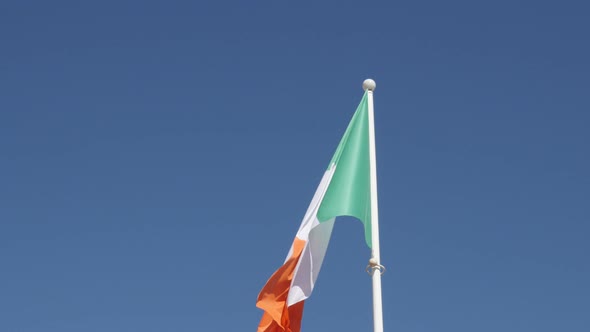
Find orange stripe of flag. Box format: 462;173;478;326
256;238;306;332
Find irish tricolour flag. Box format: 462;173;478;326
256;88;379;332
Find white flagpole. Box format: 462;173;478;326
363;78;384;332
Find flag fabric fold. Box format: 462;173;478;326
256;92;373;332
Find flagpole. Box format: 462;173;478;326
364;78;384;332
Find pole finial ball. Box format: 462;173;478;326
363;79;376;91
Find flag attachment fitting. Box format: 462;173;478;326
366;257;386;275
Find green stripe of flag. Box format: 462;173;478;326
317;92;372;247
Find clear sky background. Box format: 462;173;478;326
1;1;589;331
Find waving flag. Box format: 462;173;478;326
256;91;375;332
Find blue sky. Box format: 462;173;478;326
1;1;589;331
